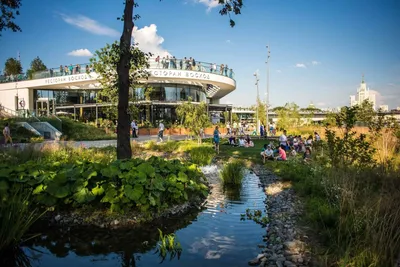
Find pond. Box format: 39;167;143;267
23;166;266;267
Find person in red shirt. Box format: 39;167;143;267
276;145;287;161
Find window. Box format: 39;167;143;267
179;85;189;101
164;86;177;101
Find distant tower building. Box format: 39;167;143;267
349;75;376;110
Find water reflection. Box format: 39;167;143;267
18;169;266;267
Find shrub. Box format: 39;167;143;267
188;146;215;166
220;159;245;186
60;118;116;141
0;156;209;214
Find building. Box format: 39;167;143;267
349;75;376;110
379;105;389;112
0;58;236;124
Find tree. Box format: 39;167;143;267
4;57;22;76
256;97;266;125
276;102;300;130
0;0;21;36
113;0;244;159
176;98;210;144
355;100;376;126
27;56;47;79
90;40;150;144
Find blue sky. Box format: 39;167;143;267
1;0;399;109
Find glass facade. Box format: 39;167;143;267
136;83;206;102
33;83;206;109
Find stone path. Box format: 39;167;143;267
251;165;312;267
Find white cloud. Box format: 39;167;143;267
67;49;93;57
60;14;119;37
226;39;231;44
195;0;219;12
276;70;282;73
132;24;170;57
295;63;306;68
312;61;320;65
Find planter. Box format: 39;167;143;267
138;128;150;136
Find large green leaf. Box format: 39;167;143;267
137;163;155;178
135;171;147;183
32;184;44;195
46;182;70;198
92;186;105;196
101;165;120;178
152;178;165;191
53;171;68;184
71;179;88;193
73;188;95;204
177;171;188;182
83;170;98;180
36;193;58;206
148;194;156;206
124;184;144;201
101;186;118;203
119;161;134;171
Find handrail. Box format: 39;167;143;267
0;58;235;84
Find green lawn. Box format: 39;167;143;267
217;138;275;163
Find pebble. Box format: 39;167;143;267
252;165;312;267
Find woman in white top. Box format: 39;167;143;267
238;137;245;147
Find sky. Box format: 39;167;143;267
1;0;399;109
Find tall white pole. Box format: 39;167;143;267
266;45;270;135
254;72;259;135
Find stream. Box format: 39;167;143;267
22;165;267;267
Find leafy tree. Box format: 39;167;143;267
256;97;267;125
276;102;300;130
325;106;376;168
0;0;21;36
89;40;150;153
176;98;210;144
27;56;47;79
4;57;22;75
113;0;244;159
355;100;376;126
222;111;238;123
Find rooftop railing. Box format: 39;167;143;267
0;58;235;84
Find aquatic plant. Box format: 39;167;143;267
220;159;245;186
0;186;46;267
188;146;215;166
155;229;182;262
242;209;269;227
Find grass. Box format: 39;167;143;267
220;159;246;186
0;186;46;265
59;117;116;141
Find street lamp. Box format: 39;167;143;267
254;72;259;135
266;45;271;135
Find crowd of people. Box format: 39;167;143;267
260;130;320;163
152;56;234;78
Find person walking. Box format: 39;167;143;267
3;123;13;146
158;121;165;142
213;125;221;154
131;120;138;138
